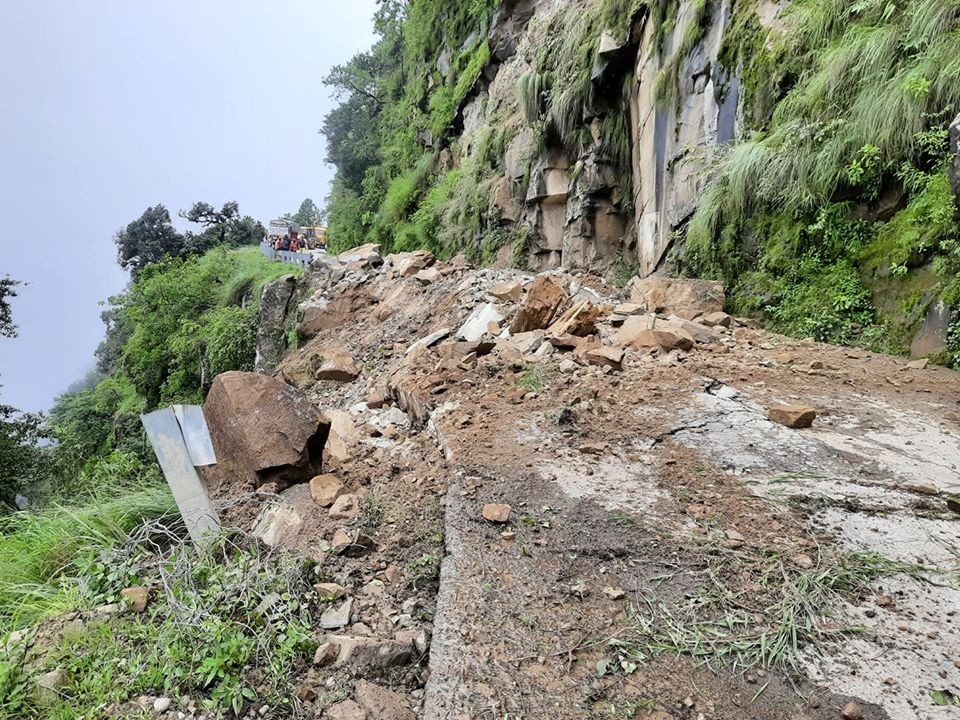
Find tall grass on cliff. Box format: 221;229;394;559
686;0;960;272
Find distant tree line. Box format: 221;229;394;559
116;201;266;278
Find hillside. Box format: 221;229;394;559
2;2;960;719
321;0;960;364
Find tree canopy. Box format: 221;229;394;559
115;202;265;279
115;205;183;278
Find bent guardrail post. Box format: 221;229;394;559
141;405;220;545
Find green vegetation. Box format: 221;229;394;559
0;484;174;632
0;526;318;719
684;0;960;357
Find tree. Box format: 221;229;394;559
0;276;22;338
0;404;45;509
0;277;46;509
115;205;185;278
181;201;266;251
291;198;322;226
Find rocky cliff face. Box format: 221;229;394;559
323;0;960;364
449;0;776;274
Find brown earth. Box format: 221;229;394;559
211;249;960;719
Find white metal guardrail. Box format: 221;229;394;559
260;241;313;269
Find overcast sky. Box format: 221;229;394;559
0;1;377;412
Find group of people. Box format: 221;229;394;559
271;233;313;253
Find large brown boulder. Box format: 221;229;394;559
202;372;330;494
626;276;724;320
298;288;375;341
510;275;569;333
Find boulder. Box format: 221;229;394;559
510;276;569;333
549;333;583;349
387;250;435;277
700;311;732;328
316;354;359;382
202;372;330;492
254;274;296;374
310;474;345;507
488;279;524;302
414;267;443;284
585;346;624;370
314;582;348;600
626;276;725;320
613;315;696;349
338;243;383;268
768;405;817;429
36;669;68;704
548;300;601;337
298;288;375;340
407;327;451;355
325;410;355;465
626;329;694;352
910;299;951;358
332;529;377;557
459;303;505;342
437;340;496;360
355;681;416;720
329;494;361;520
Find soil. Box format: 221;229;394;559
217;256;960;718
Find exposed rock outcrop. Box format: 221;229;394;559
254;274;297;374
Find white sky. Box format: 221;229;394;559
0;0;378;411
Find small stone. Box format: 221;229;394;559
320;598;354;630
907;358;928;370
603;587;626;600
313;641;339;666
909;483;940;496
500;531;516;540
384;565;401;584
841;701;862;720
154;697;172;713
120;587;149;613
314;582;347;600
355;680;416;720
296;682;317;703
309;474;345;507
36;669;68;703
701;311;732;328
559;359;578;373
578;442;608;455
325;699;367;720
875;595;893;607
768;404;817;429
482;504;511;523
329;493;362;520
585;346;624;370
489;280;523;302
724;529;746;548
